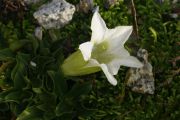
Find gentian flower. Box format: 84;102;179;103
61;10;142;86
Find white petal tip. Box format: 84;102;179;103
90;8;107;43
119;56;144;68
131;58;144;68
111;81;117;86
123;26;133;34
135;62;144;68
100;64;118;86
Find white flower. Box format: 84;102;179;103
79;10;143;86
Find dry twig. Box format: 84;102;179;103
131;0;139;40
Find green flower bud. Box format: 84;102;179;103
61;50;101;76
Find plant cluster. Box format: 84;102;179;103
0;0;179;120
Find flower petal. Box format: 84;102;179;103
105;47;130;75
119;56;143;68
107;47;141;75
107;59;121;75
85;59;118;86
79;42;94;61
105;26;132;49
100;64;117;86
109;46;130;58
86;59;100;67
91;11;107;44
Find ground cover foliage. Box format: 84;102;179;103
0;0;179;120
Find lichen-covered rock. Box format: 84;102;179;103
33;0;75;29
104;0;119;9
76;0;94;13
126;49;155;94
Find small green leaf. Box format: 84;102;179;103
43;111;56;120
37;104;55;112
66;81;92;100
0;48;15;61
55;100;74;117
27;34;39;55
47;70;67;97
16;106;44;120
4;90;33;103
0;89;15;102
76;104;97;118
57;112;74;120
4;91;21;103
149;27;157;43
11;53;30;89
9;40;28;51
38;91;56;104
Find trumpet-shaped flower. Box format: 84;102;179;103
79;11;142;85
61;10;142;86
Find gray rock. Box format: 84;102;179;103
76;0;94;13
104;0;118;9
33;0;75;29
34;27;43;40
126;49;155;94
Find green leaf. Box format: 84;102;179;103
9;102;22;116
16;106;44;120
149;27;158;43
0;48;15;61
36;103;56;120
47;70;67;97
76;104;97;118
38;91;56;105
32;88;43;94
57;112;74;120
37;104;55;112
55;100;74;117
27;34;39;55
4;91;22;103
9;40;28;51
0;89;15;101
43;111;56;120
4;90;33;103
66;81;92;100
11;53;30;89
55;82;92;117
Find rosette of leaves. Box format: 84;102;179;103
0;26;98;119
